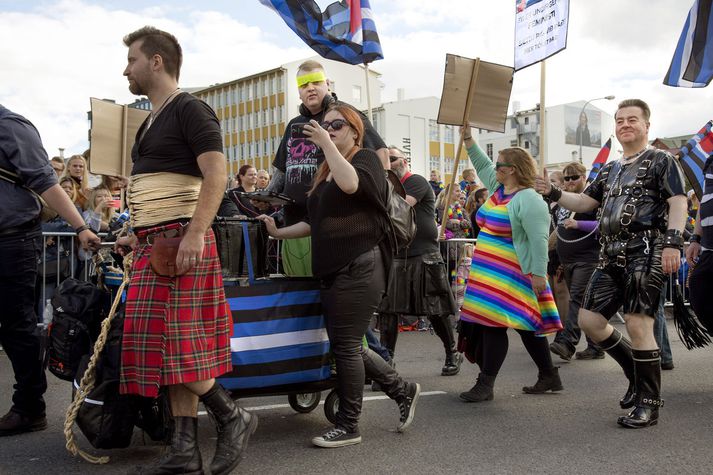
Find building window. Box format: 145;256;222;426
429;156;440;175
352;85;362;102
444;125;454;144
510;140;518;146
524;116;529;125
486;143;493;159
429;119;440;141
524;140;530;149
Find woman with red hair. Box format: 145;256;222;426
258;103;420;448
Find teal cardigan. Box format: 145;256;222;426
466;142;550;277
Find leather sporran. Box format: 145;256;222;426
149;236;186;277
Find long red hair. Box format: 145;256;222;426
308;103;364;196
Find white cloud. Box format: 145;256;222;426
0;0;710;159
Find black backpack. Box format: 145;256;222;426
73;304;172;449
46;279;108;381
382;170;416;253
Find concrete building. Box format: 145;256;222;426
191;56;382;175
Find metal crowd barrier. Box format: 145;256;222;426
38;231;111;319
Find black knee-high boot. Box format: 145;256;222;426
599;328;636;408
429;315;462;376
617;349;663;429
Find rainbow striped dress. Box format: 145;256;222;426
460;186;561;335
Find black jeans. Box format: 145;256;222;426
0;229;47;416
320;246;407;432
554;262;600;352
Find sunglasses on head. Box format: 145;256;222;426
563;175;582;182
320;119;349;131
495;162;513;169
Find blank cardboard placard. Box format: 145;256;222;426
437;54;514;133
89;98;148;177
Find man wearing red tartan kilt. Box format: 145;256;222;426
116;26;256;475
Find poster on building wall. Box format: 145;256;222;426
564;105;602;148
89;98;149;177
514;0;569;71
437;54;514;133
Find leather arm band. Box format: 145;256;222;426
662;229;684;250
75;224;92;234
547;184;563;202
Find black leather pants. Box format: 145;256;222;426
321;247;407;432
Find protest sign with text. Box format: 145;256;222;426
514;0;569;71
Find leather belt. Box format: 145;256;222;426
606;186;659;198
135;221;188;245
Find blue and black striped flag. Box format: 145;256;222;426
678;120;713;200
664;0;713;87
218;279;331;391
259;0;384;65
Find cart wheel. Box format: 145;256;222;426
288;392;321;413
323;389;339;425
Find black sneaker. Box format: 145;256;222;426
312;427;361;448
397;382;421;432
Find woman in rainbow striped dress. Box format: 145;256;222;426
457;128;563;403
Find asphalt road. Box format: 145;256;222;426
2;319;713;475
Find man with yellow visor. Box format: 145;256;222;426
268;59;388;276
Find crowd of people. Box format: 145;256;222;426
0;23;711;475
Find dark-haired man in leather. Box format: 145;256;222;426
535;99;687;429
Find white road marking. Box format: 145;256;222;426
197;390;447;415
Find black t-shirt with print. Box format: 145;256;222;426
131;92;223;177
273;104;386;226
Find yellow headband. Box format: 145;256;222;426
296;71;327;88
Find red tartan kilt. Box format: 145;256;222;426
120;227;232;397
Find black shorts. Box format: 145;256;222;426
582;237;666;318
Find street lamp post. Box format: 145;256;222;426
578;95;615;162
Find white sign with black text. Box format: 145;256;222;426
514;0;569;71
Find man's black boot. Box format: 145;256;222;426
135;416;203;475
618;349;663;429
429;315;461;375
0;410;47;437
599;328;636;408
200;383;258;475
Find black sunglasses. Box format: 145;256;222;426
495;162;513;169
563;175;582;182
389;155;403;162
321;119;349;131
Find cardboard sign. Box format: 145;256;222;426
437;54;514;133
89;98;149;178
514;0;569;71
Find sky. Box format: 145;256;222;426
0;0;710;157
